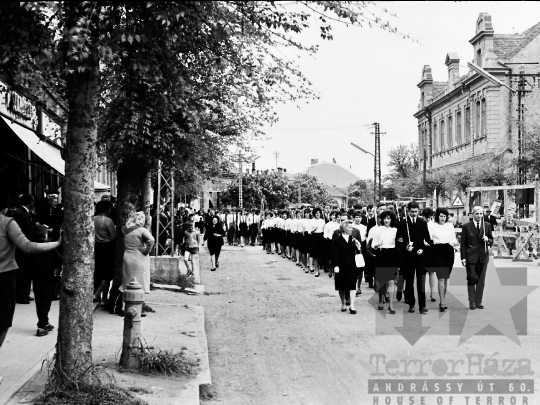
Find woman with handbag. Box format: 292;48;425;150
203;215;225;271
331;220;362;314
371;210;402;314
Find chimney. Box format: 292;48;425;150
418;65;433;108
445;53;460;91
311;159;318;165
283;168;287;173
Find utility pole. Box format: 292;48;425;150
506;64;538;218
274;151;280;169
370;123;383;203
238;150;243;210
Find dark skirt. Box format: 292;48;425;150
95;241;116;282
334;266;359;291
292;232;301;249
429;244;455;279
310;233;325;258
208;236;224;255
285;230;293;246
239;222;249;237
374;247;402;292
298;233;308;253
0;270;16;331
263;228;274;244
279;229;286;245
303;232;313;254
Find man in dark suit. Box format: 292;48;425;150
396;201;432;314
12;194;35;304
461;206;493;310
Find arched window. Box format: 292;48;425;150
481;98;487;136
448;115;453;148
475;101;481;138
456;109;462;144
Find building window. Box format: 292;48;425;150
433;122;437;152
476;49;482;67
456;109;462;144
421;92;424;108
475;101;481;138
481;98;487;136
440;119;445;151
465;107;471;142
448;115;453;149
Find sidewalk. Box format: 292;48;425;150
1;288;210;405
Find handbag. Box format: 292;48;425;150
352;236;365;267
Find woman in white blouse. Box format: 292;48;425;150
323;211;340;278
421;207;438;303
371;210;402;314
301;210;312;273
429;207;459;312
310;208;326;277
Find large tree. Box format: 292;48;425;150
0;1;408;382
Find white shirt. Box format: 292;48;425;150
351;223;367;241
429;222;457;245
284;218;291;231
324;221;340;240
312;218;325;233
302;218;312;233
372;226;397;249
367;225;380;241
226;214;235;225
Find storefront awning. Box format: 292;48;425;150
4;116;111;193
94;180;111;191
2;116;65;174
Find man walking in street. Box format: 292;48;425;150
396;201;431;314
461;206;493;310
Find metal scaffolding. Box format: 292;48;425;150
154;161;175;256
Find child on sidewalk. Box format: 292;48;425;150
183;221;200;278
29;224;62;337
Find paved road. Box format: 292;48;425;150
199;245;540;405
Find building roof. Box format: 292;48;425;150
493;21;540;59
432;82;447;98
305;162;361;184
326;185;348;198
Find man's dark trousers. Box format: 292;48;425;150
466;261;488;304
402;258;426;309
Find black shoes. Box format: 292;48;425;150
469;302;476;310
388;308;396;314
355;290;362;296
408;306;415;313
430;295;437;302
420;308;428;314
211;268;216;271
476;303;484;309
16;299;30;304
349;308;357;314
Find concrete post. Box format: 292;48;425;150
119;278;145;368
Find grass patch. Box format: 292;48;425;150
120;340;199;377
36;357;146;405
151;273;195;290
137;344;200;376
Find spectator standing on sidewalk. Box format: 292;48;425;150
121;212;154;317
93;200;116;305
12;194;35;304
0;186;62;348
28;224;63;336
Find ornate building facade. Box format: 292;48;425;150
414;13;540;212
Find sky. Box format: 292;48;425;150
250;1;540;179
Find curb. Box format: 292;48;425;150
0;301;100;405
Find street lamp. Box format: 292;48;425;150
351;142;377;204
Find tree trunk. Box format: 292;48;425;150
112;159;151;288
56;2;100;380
